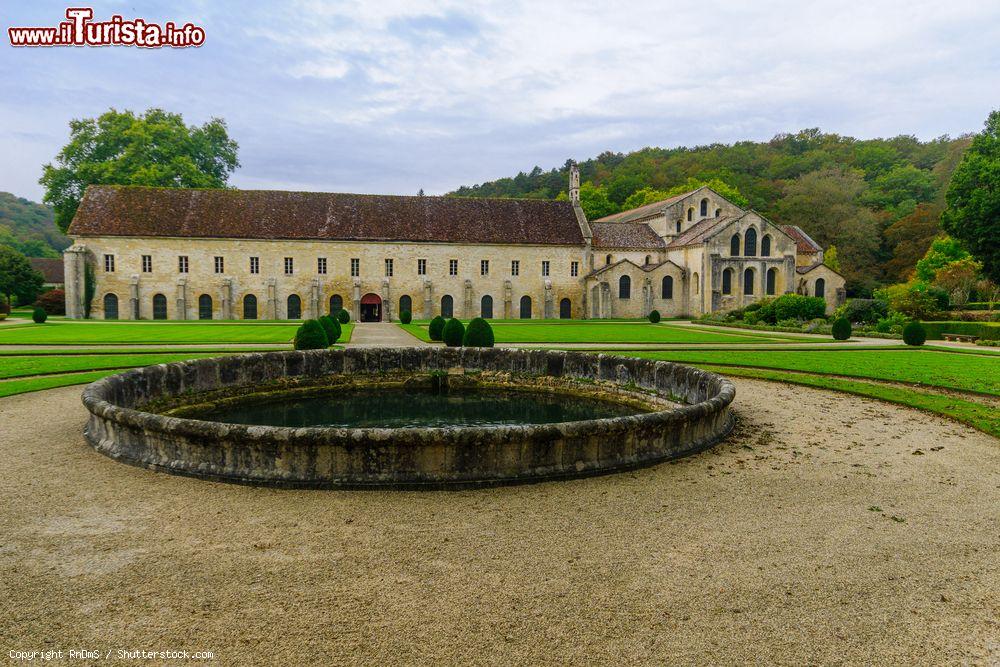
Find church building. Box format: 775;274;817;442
62;165;845;322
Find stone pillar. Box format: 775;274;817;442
310;280;320;319
352;279;361;321
544;280;553;319
783;255;796;295
581;282;589;320
383;278;392;321
463;280;473;319
63;245;87;319
643;278;652;315
422;280;433;320
221;278;233;320
175;278;187;320
267;279;277;319
129;275;140;320
503;280;512;319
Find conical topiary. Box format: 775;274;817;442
318;315;341;345
336;308;350;324
442;318;465;347
428;315;446;341
399;310;412;324
462;317;495;347
294;319;329;350
903;320;926;346
831;317;852;340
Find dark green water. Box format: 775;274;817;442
189;388;642;428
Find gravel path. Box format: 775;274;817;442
1;381;997;665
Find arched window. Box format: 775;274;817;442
722;268;733;295
441;294;454;318
700;198;709;217
243;294;258;320
606;254;612;265
481;295;493;319
761;235;771;257
644;255;651;265
619;275;631;299
744;228;758;256
399;294;412;316
693;272;700;295
766;268;777;295
687;207;693;221
715;208;722;217
329;294;343;315
743;268;754;295
730;234;740;256
661;276;673;299
815;278;826;299
198;294;213;320
103;293;119;320
152;293;167;320
559;298;571;319
287;294;301;319
519;295;532;319
676;220;682;233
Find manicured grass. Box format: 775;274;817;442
0;353;235;380
0;347;288;356
0;320;353;345
693;364;1000;439
0;370;122;398
619;348;1000;396
399;321;800;344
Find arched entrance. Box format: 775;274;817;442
360;293;382;322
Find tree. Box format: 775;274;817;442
40;108;240;232
914;236;969;282
664;177;749;208
576;182;618;220
824;245;841;272
933;257;982;308
0;246;44;308
883;203;943;281
942;109;1000;282
623;187;672;210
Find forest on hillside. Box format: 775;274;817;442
450;130;972;295
0;192;70;258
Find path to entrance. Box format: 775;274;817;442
348;321;432;347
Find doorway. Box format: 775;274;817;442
360;293;382;322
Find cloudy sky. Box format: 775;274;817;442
2;0;999;202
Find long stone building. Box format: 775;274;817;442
63;166;845;322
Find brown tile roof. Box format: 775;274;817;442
665;215;738;248
592;188;700;223
28;257;64;284
590;222;664;249
68;186;586;246
782;225;822;254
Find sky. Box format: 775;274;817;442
2;0;999;202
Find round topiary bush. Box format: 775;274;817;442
399;310;412;324
336;309;350;324
462;317;495;347
317;315;341;345
428;315;446;341
831;317;852;341
442;318;465;347
648;310;661;323
32;307;47;324
294;319;329;350
903;320;926;346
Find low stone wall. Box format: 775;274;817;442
81;348;736;489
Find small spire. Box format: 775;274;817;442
569;161;580;204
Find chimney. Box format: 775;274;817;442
569;162;580;204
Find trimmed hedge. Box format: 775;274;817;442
428;315;446;341
463;317;495;347
920;321;1000;341
317;315;341;344
399;310;412;324
831;318;852;340
336;309;350;324
903;321;926;346
294;319;329;350
648;310;661;323
442;318;465;347
32;307;47;324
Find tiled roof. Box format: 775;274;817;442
590;222;664;249
68;185;586;246
28;257;64;284
665;215;738;248
782;225;822;254
592;188;701;223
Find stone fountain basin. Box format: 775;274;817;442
81;348;736;489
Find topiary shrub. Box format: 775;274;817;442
32;307;48;324
317;315;341;345
462;317;495;347
428;315;446;341
399;310;412;324
336;308;350;324
648;310;661;323
903;320;926;346
294;319;329;350
442;318;465;347
831;317;852;340
35;289;66;316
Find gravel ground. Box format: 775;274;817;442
1;380;998;665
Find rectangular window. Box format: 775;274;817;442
571;261;579;277
449;259;458;276
417;258;427;275
481;259;489;276
284;257;294;275
141;255;152;273
542;261;550;277
385;258;394;277
214;256;224;274
511;260;519;276
351;258;360;277
317;257;327;275
178;256;189;273
250;256;259;274
104;254;115;273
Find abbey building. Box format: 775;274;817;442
63;166;845;322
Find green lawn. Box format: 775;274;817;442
399;320;800;344
0;371;118;399
0;320;353;345
618;348;1000;396
0;353;234;380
